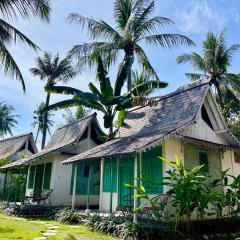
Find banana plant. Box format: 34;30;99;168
45;56;167;141
45;56;133;140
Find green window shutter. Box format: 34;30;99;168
103;160;111;192
142;146;163;194
28;165;36;189
43;163;52;189
199;149;209;172
111;160;117;192
103;159;117;192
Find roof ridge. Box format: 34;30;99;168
128;79;210;113
56;112;97;130
0;132;32;143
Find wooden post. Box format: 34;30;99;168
133;154;138;223
109;159;113;214
3;169;8;200
99;158;104;211
86;163;91;213
71;164;77;209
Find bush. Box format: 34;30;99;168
86;214;141;239
54;208;85;224
1;204;57;217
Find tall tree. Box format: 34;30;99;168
131;70;167;96
0;102;19;138
30;53;76;149
45;56;165;140
60;106;92;126
0;0;51;92
176;30;240;110
68;0;194;92
32;102;54;143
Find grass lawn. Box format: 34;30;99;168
0;213;117;240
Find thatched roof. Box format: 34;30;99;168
1;113;103;169
0;133;36;160
63;80;232;165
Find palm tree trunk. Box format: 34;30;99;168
35;126;40;142
214;81;224;110
124;47;135;92
41;92;51;149
127;69;132;93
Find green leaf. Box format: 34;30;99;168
117;110;128;128
97;56;113;100
158;157;175;168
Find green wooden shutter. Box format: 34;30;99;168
28;165;36;189
43;163;52;189
142;146;163;194
103;160;111;192
103;159;117;192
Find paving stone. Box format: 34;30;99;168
47;230;58;233
42;232;57;237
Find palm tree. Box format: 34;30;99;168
176;30;240;109
0;102;19;138
68;0;194;92
32;102;54;143
45;56;166;140
30;53;77;149
131;70;167;96
62;106;92;125
0;0;51;92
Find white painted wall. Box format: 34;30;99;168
180;118;229;145
25;137;99;206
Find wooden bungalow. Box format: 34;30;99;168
62;80;240;218
2;113;105;207
0;133;38;198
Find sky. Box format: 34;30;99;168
1;0;240;147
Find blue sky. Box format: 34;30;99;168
1;0;240;147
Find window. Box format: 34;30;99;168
142;146;163;194
43;163;52;189
201;105;214;130
103;159;117;192
28;165;36;189
199;149;209;172
83;164;90;177
27;163;52;190
79;128;88;141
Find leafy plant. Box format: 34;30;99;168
30;53;76;149
54;208;85;224
177;30;240;110
68;0;194;91
0;0;51;92
0;102;19;138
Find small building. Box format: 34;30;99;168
63;80;240;214
2;113;105;207
0;133;38;198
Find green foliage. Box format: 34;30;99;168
31;102;54;143
127;155;240;234
68;0;194;91
0;102;19;138
0;0;51;92
46;56;134;140
86;214;141;239
177;30;240;110
55;208;86;224
0;158;10;167
60;106;92;126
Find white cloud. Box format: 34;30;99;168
174;0;228;34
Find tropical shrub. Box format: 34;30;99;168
54;208;86;224
127;156;240;234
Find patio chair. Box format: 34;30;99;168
40;189;53;206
